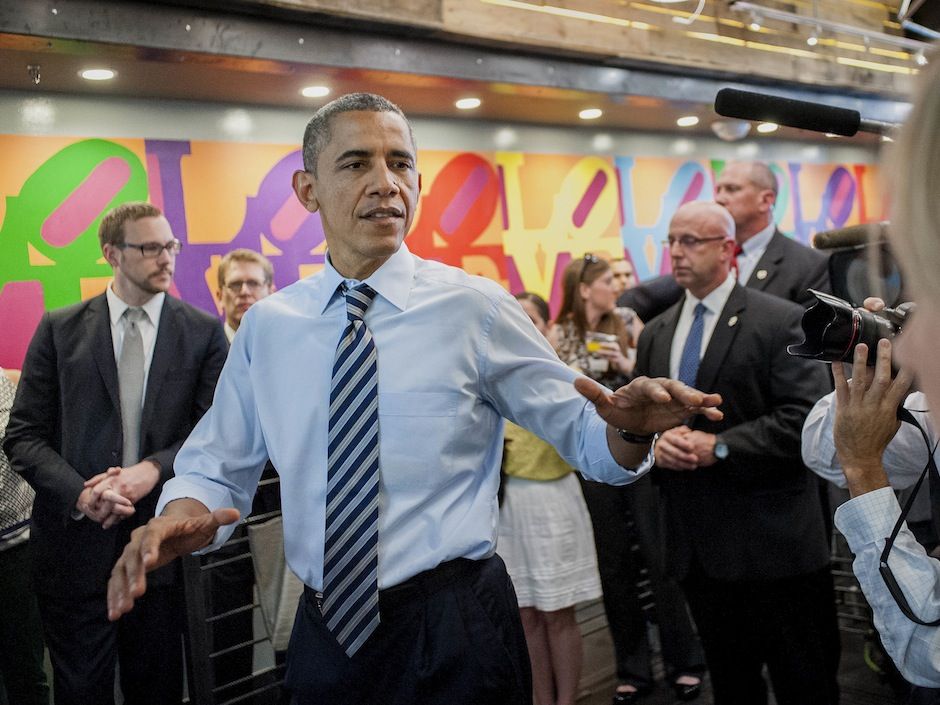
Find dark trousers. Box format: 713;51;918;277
579;475;704;687
0;540;49;705
285;554;531;705
682;564;841;705
38;580;184;705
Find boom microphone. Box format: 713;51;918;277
714;88;898;137
812;222;888;250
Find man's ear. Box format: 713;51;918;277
102;244;120;269
292;170;320;213
417;171;423;195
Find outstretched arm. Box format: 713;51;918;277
107;498;239;620
575;376;723;468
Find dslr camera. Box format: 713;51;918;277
788;223;914;365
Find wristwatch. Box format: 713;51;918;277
714;436;729;460
617;428;656;444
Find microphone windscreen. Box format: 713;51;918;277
715;88;861;137
812;222;887;250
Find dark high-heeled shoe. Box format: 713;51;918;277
612;683;650;704
672;677;702;701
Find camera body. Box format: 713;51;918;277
788;289;914;365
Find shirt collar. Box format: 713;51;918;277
106;283;165;326
682;271;736;317
740;221;776;256
224;321;237;344
318;242;415;315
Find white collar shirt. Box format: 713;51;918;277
736;221;776;285
669;273;736;380
106;285;165;403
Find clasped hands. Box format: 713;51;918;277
76;460;161;528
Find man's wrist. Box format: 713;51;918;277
617;428;656;444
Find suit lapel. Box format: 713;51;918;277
89;295;121;413
746;229;784;293
695;285;746;393
142;297;180;431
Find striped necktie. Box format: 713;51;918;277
323;283;380;657
678;303;706;387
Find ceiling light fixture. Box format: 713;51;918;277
916;50;929;66
301;85;330;98
676;115;699;127
756;122;779;134
455;97;481;110
807;33;818;46
731;1;932;54
579;108;603;120
80;68;116;81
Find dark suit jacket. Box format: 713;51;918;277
635;284;831;582
4;293;227;597
619;229;830;321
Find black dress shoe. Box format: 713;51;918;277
673;679;702;702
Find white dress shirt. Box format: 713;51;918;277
803;390;940;686
159;243;650;591
669;273;736;380
105;285;165;405
737;221;776;286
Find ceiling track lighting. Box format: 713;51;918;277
731;1;933;58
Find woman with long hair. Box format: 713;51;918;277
550;255;704;704
499;291;603;705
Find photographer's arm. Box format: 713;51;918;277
832;339;940;686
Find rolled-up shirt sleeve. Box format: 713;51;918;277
836;488;940;686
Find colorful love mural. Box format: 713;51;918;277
0;135;885;369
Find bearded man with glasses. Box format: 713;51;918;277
5;201;228;705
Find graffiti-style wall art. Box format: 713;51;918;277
0;135;885;369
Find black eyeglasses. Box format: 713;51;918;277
663;235;728;250
117;239;182;258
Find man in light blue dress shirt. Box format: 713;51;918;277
106;93;722;705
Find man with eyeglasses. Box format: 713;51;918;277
620;161;830;322
634;201;839;705
217;248;275;343
4;202;228;705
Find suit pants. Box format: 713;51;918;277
579;475;704;687
0;541;49;705
37;579;184;705
285;554;532;705
681;563;841;705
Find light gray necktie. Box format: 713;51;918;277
118;307;146;467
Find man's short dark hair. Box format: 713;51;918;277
301;93;415;174
98;202;163;248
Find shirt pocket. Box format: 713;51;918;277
378;392;460;488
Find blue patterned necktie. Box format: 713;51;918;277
323;283;380;657
678;303;707;387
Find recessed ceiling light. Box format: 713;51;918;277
916;51;929;66
579;108;603;120
749;20;762;31
455;97;481;110
80;68;115;81
806;35;818;46
676;116;699;127
756;122;779;134
301;85;330;98
882;134;894;142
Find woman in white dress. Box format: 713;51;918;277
499;291;603;705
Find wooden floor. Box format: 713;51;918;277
574;599;910;705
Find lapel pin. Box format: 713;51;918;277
728;316;738;327
756;269;768;280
